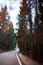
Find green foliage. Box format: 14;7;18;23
8;33;16;50
0;30;9;50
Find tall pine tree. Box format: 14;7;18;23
17;0;33;56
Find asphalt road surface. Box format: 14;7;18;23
0;51;22;65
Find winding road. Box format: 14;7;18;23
0;51;22;65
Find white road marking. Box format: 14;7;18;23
16;54;22;65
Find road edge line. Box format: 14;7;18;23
16;54;22;65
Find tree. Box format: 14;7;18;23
31;0;43;62
0;30;9;50
8;33;16;50
0;6;14;51
16;0;32;55
0;6;14;36
2;22;14;36
0;6;7;21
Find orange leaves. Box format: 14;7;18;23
0;6;7;21
0;6;14;36
2;22;14;35
20;0;28;14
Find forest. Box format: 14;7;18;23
0;0;43;63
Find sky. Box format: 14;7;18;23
0;0;22;29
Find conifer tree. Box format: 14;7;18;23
17;0;33;55
34;0;43;62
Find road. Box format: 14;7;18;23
0;51;22;65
